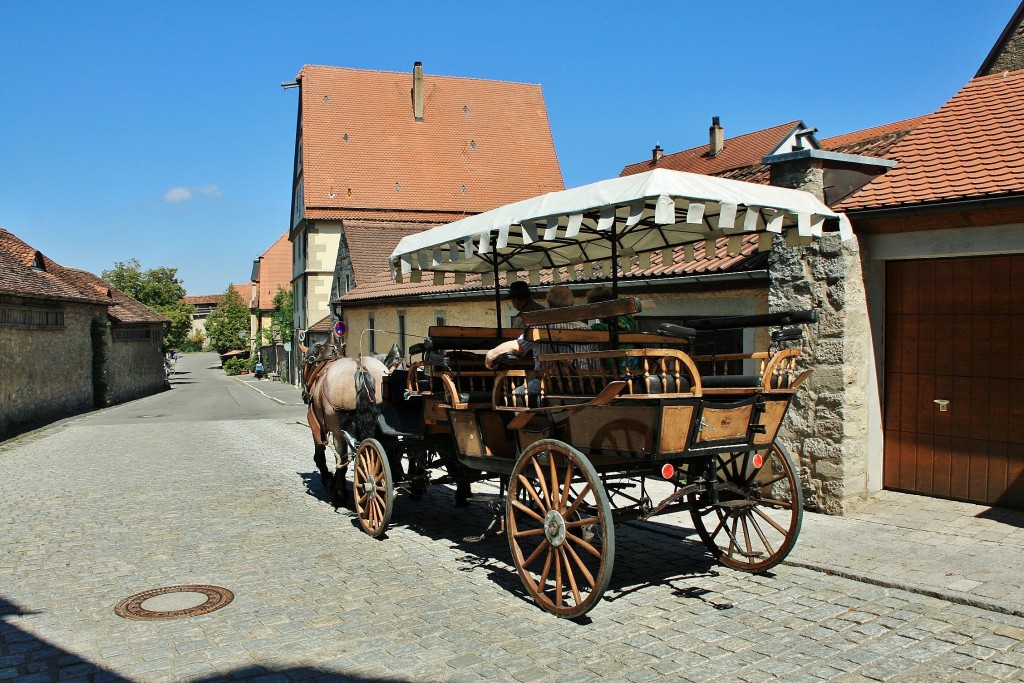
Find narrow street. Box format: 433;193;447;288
1;353;1022;682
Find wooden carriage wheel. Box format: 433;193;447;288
506;439;614;619
352;438;394;538
689;442;803;572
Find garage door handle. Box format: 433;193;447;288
934;399;950;412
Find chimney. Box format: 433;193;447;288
709;116;724;157
412;61;424;121
652;144;663;163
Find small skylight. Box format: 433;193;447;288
323;95;329;104
463;105;470;116
31;252;45;270
460;185;467;194
394;183;401;192
469;140;477;150
343;133;349;142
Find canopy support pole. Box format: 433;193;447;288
493;258;503;334
610;222;620;349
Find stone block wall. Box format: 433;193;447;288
767;156;880;514
0;303;101;437
770;234;874;514
106;325;166;405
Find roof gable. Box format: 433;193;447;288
297;64;564;219
837;69;1024;211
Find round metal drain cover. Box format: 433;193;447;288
114;584;233;621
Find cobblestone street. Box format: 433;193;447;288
2;354;1023;682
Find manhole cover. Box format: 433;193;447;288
114;584;233;621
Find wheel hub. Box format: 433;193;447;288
363;477;377;498
544;509;567;546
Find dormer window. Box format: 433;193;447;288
31;252;45;270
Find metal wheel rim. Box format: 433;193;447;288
353;438;394;537
506;439;614;619
689;442;803;572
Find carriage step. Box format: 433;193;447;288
466;494;505;508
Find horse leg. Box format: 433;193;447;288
309;405;333;492
332;444;349;508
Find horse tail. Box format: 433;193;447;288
354;359;379;443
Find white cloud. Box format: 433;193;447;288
164;187;192;202
164;184;223;203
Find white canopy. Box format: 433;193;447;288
390;168;851;283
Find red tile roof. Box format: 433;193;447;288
57;268;168;324
182;294;223;305
297;64;564;219
254;232;291;311
837;70;1024;210
339;234;766;303
0;228;110;305
620;121;802;178
819;115;930;150
0;228;166;323
231;283;252;307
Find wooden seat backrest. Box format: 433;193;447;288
520;297;641;327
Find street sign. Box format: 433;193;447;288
334;320;347;337
297;329;306;342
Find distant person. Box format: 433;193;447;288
507;280;544;328
255;360;264;379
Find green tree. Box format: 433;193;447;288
270;287;294;343
102;259;192;349
205;286;250;354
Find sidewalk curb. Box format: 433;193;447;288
625;520;1024;619
783;558;1024;619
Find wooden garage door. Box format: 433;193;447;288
885;255;1024;508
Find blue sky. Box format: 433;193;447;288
1;1;1017;295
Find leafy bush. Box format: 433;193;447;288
224;357;248;375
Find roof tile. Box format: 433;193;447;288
838;69;1024;210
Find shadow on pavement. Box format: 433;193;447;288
1;595;417;682
297;467;729;618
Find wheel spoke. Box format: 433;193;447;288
757;472;788;488
759;497;793;509
564;516;599;529
512;527;546;538
537;547;553;593
521;538;549;570
563;541;596;588
560;547;582;606
562;483;593;520
753;505;789;535
549;451;559;509
554;547;563;609
748;512;776;556
511;498;545;524
565;530;602;559
531;456;552;509
518;474;547;511
559;461;576;510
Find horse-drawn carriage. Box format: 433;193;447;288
303;169;852;618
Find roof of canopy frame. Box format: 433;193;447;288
389;168;852;285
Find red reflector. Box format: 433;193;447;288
661;463;676;479
752;453;764;468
